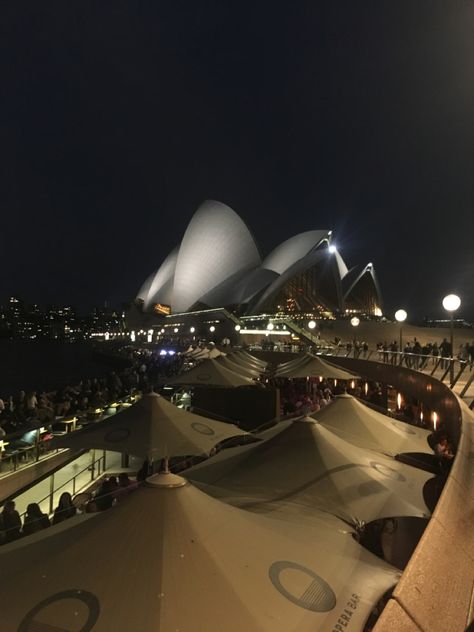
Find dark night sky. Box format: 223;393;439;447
1;2;473;320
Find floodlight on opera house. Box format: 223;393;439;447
350;317;360;327
135;199;383;319
308;320;316;330
267;322;274;331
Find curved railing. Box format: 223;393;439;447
324;356;474;632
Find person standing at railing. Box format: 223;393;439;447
403;342;412;368
469;342;474;370
431;342;439;366
439;338;451;370
412;340;422;369
389;341;398;364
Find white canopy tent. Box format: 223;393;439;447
53;393;251;460
165;358;256;387
0;474;400;632
187;417;432;525
233;349;268;368
217;355;263;378
208;346;225;358
275;354;359;380
311;394;432;456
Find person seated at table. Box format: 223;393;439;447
52;492;77;525
1;500;22;542
22;503;51;536
434;435;454;460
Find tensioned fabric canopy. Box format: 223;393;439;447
0;474;400;632
53;393;250;459
217;355;263;377
274;354;359;380
233;349;267;368
208;346;225;358
311;394;432;456
187;417;432;525
165;358;255;387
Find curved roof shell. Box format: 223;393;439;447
139;246;179;310
342;263;383;312
248;245;344;314
262;230;330;274
172;200;261;313
135;201;381;317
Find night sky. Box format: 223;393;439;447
1;2;473;320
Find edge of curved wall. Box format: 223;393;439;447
323;356;474;632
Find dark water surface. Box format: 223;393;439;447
0;341;113;395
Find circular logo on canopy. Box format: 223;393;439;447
269;561;336;612
196;373;212;382
104;428;131;443
191;422;215;436
19;589;100;632
370;461;406;482
391;421;416;435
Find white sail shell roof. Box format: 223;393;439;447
138;246;179;310
262;230;330;274
172;200;261;313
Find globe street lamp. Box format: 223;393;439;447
442;294;461;384
395;309;407;359
307;320;317;347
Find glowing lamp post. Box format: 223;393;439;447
308;320;316;346
395;309;407;358
442;294;461;384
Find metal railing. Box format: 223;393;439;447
20;450;107;518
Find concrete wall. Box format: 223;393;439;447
323;356;474;632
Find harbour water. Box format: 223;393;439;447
0;340;114;395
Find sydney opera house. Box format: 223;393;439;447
135;200;382;320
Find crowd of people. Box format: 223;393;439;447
0;473;138;545
0;338;461;550
372;338;474;369
0;345;190;446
